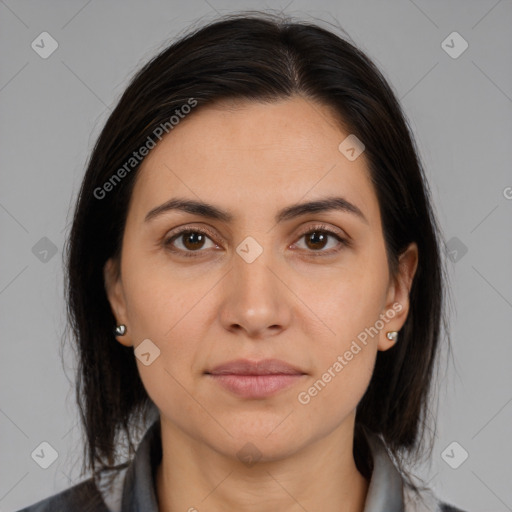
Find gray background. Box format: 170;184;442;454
1;1;511;511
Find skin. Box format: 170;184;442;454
104;95;418;512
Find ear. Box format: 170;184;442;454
103;257;133;347
378;242;418;351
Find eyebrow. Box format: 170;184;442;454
144;196;368;225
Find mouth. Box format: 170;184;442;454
204;358;307;399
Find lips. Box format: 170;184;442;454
205;359;306;399
206;358;305;376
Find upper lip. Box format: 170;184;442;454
206;358;305;376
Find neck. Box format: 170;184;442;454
155;416;370;512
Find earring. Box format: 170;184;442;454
115;324;127;336
386;331;398;341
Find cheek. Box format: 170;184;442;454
303;259;388;350
120;250;217;378
121;247;193;335
296;309;378;425
294;249;387;406
294;335;377;445
121;260;206;420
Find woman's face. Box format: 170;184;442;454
104;95;417;461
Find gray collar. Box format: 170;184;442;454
98;419;406;512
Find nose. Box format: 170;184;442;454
218;246;292;339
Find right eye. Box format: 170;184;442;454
163;228;220;257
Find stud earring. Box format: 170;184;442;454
386;331;398;341
114;324;127;336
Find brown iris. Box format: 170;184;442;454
304;231;328;251
182;231;207;251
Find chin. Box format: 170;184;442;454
212;425;306;462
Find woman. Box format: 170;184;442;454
18;11;467;512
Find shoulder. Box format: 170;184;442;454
403;483;468;512
439;503;467;512
15;477;110;512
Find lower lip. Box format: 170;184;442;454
207;374;304;398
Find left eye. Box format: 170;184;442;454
293;228;347;254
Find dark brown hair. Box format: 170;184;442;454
63;10;452;496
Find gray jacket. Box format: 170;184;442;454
16;420;466;512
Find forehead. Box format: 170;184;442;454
129;96;379;227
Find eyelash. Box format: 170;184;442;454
163;224;349;259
